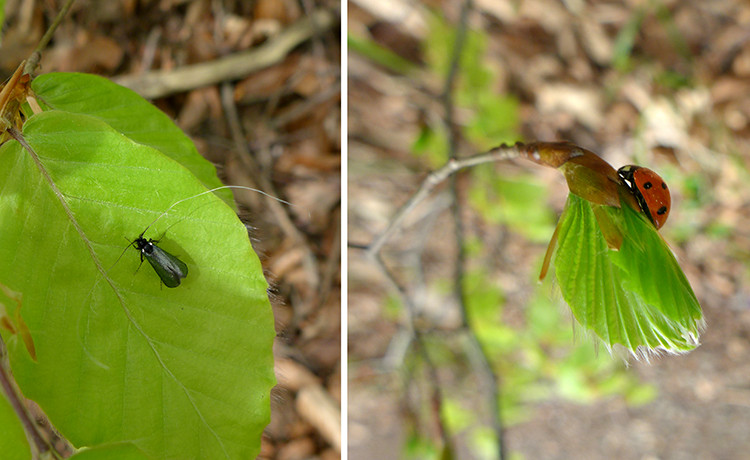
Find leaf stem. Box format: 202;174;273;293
365;144;522;258
24;0;77;75
0;345;56;457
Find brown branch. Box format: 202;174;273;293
0;346;54;456
361;0;512;456
24;0;77;75
370;253;452;450
441;1;506;459
115;8;338;99
365;144;522;258
219;83;321;303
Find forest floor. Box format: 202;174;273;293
349;1;750;459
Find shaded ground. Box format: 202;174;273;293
349;0;750;458
1;1;340;458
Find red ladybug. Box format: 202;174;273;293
617;165;671;229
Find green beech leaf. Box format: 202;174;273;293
551;193;703;355
0;110;274;459
0;388;31;460
30;73;230;203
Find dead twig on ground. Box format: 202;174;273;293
219;82;321;306
115;8;338;99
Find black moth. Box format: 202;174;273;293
123;185;282;288
131;232;188;288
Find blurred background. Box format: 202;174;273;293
349;0;750;458
1;1;340;458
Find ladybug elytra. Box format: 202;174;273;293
617;165;671;229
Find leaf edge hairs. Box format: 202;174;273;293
513;141;704;357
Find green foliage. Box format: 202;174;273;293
442;398;473;433
397;263;655;458
468;166;555;243
0;1;6;42
0;74;275;459
412;12;520;166
31;73;232;204
552;193;703;354
468;278;654;409
412;123;451;168
404;433;440;460
612;2;692;76
347;35;418;74
612;7;646;71
469;427;501;460
654;69;692;90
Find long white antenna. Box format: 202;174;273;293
140;185;291;235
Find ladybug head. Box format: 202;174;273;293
617;165;671;229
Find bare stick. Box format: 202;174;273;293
371;253;452;450
365;144;522;258
219;83;321;299
442;1;506;458
443;2;473;454
115;8;338;99
24;0;77;75
0;351;55;456
361;0;511;456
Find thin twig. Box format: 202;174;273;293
270;80;341;129
219;83;321;299
441;1;506;458
445;0;469;321
442;1;468;161
371;253;452;451
362;1;514;455
361;144;518;455
24;0;76;75
0;348;55;457
115;8;338;99
365;144;522;258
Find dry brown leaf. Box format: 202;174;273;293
276;437;317;460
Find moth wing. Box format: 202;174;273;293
145;246;188;288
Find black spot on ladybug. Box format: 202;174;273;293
657;206;667;215
644;182;652;189
661;182;667;189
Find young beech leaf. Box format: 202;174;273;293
549;193;703;355
30;72;232;204
0;110;275;459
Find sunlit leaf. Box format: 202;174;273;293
31;73;231;204
551;193;703;355
0;110;275;459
